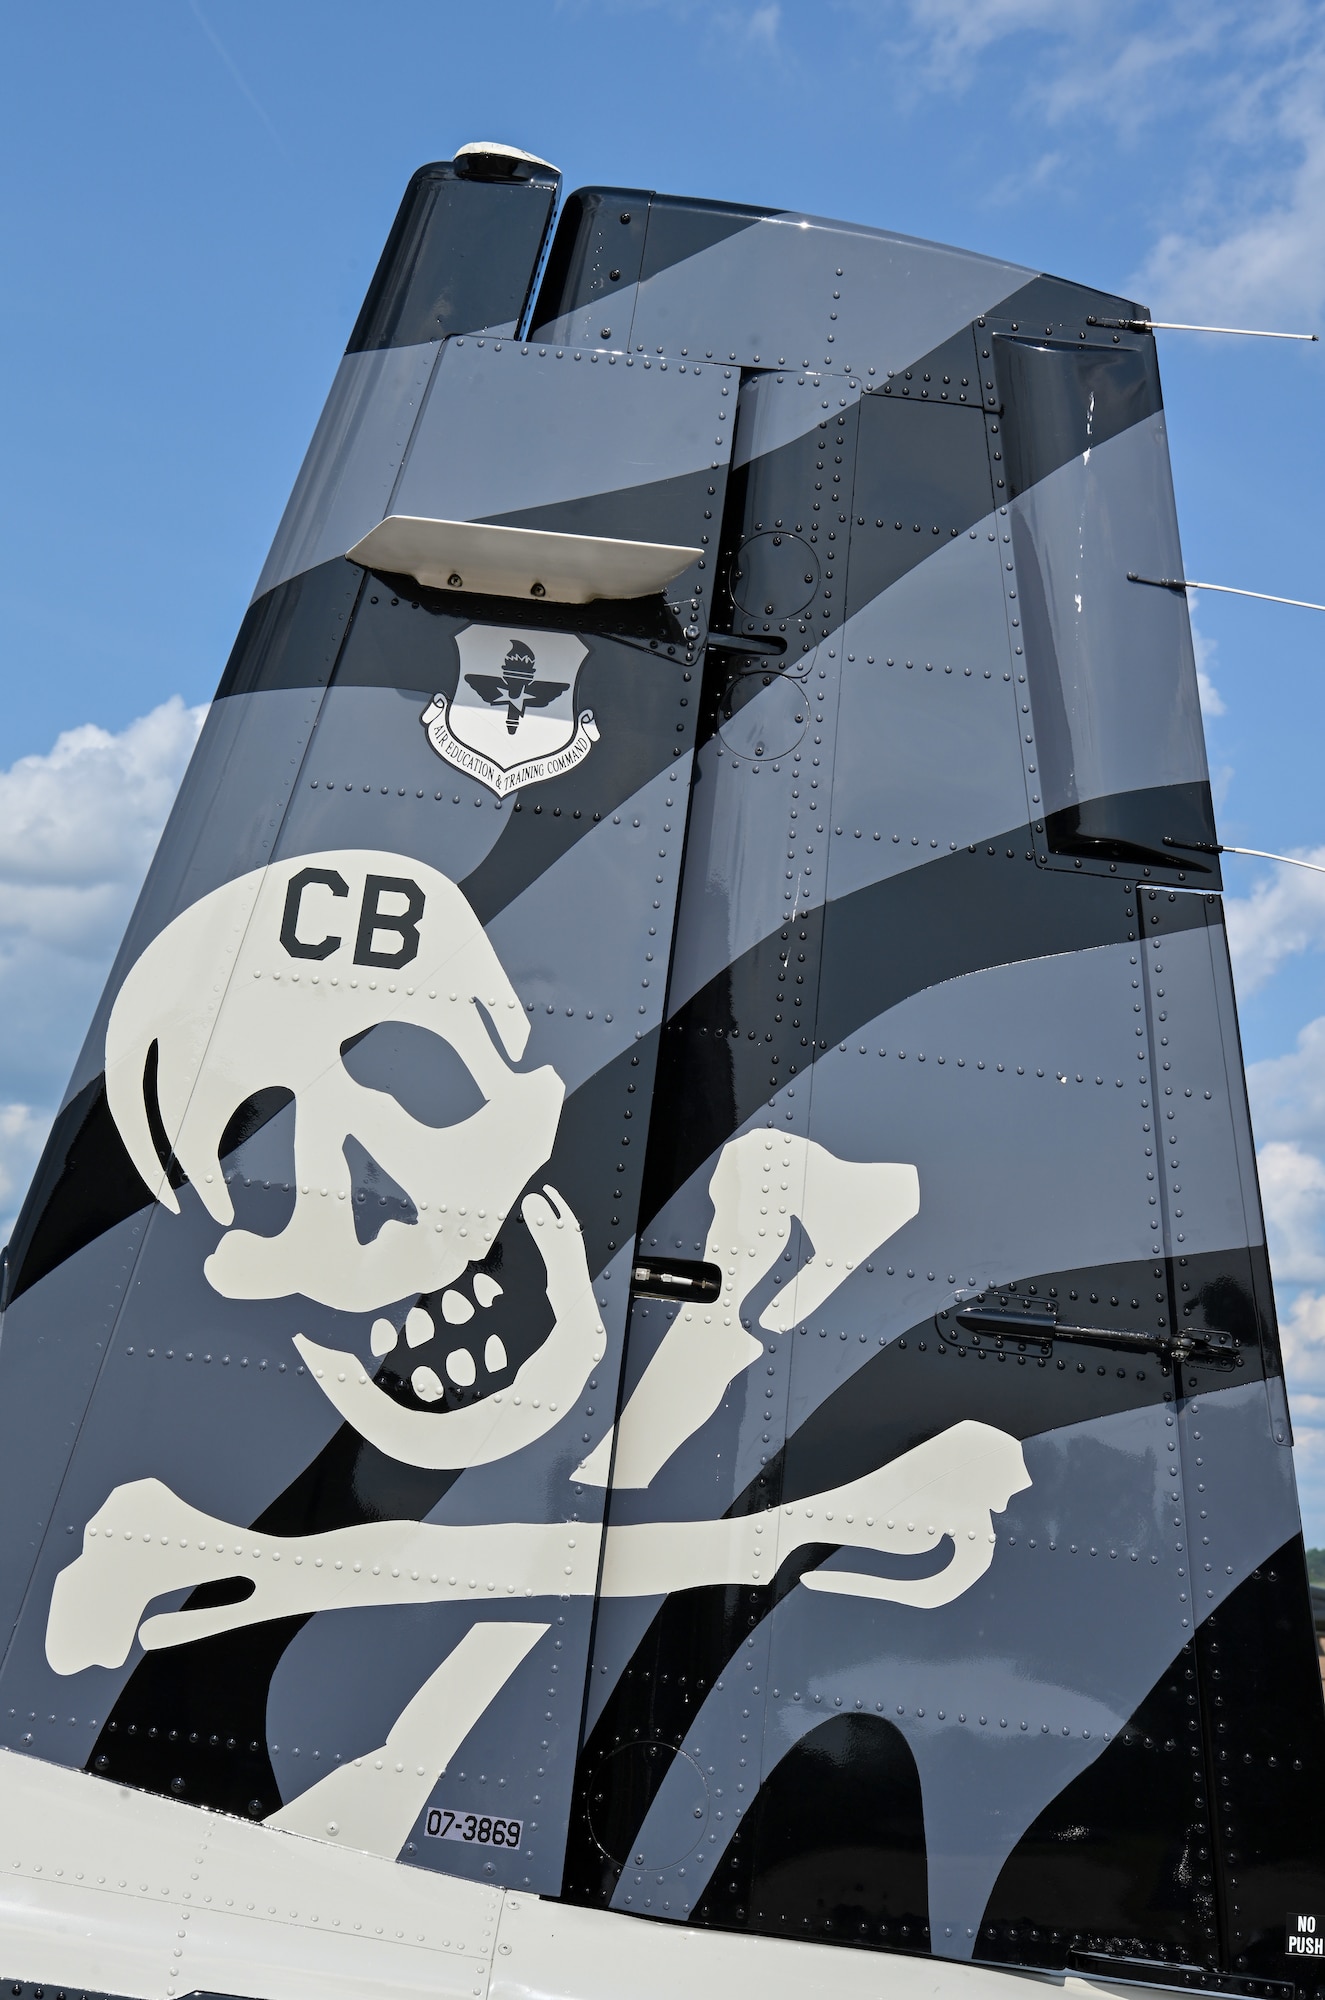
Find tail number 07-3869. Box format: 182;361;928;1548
424;1807;523;1849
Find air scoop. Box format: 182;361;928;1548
347;515;702;605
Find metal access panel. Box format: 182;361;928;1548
0;327;735;1898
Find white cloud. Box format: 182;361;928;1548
0;698;205;1235
1200;668;1232;724
1190;608;1225;716
1225;851;1325;995
1275;1288;1325;1540
888;0;1325;329
893;0;1235;112
1257;1139;1325;1282
896;0;1110;73
1281;1285;1325;1393
0;1105;51;1246
1244;1040;1325;1538
1248;1017;1325;1152
0;698;205;955
615;0;783;49
1205;521;1320;977
1135;54;1325;327
1242;1024;1325;1541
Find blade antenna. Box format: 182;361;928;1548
1088;314;1318;341
1164;837;1325;878
1128;573;1325;614
1221;845;1325;878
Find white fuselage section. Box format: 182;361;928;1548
0;1747;1185;2000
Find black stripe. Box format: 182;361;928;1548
347;160;558;355
214;560;362;700
529;188;775;339
698;1708;928;1940
690;376;995;760
227;546;693;699
994;333;1162;500
749;1242;1265;1519
1045;782;1220;886
842;391;995;615
0;1984;250;2000
871;320;983;407
4;1076;150;1304
482;464;716;553
983;271;1148;343
977;1636;1213;1970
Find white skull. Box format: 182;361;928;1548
105;848;564;1313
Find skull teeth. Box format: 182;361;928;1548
411;1365;444;1403
404;1305;434;1348
374;1259;508;1400
382;1264;506;1376
445;1348;477;1388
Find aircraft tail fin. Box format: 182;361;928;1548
1;155;1322;2000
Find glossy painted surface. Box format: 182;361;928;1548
0;153;1321;2000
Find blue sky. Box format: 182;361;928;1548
5;0;1325;1522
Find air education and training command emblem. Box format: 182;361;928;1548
421;625;598;798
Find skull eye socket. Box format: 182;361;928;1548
219;1086;295;1161
345;1133;417;1245
340;1022;489;1129
220;1089;297;1238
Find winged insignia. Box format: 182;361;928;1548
465;639;570;734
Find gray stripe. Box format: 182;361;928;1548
629;210;1032;377
488;761;684;1096
393;339;727;530
253;343;440;602
732;370;861;467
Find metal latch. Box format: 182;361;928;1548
948;1305;1241;1366
631;1258;721;1303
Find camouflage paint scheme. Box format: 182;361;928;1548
3;152;1323;1999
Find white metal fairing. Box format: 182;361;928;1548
0;1747;1178;2000
347;515;702;605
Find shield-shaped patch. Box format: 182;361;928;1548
421;625;596;797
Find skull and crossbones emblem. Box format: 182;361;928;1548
51;846;1029;1856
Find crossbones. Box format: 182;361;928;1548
78;842;1008;1848
46;1421;1029;1675
579;1130;920;1488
